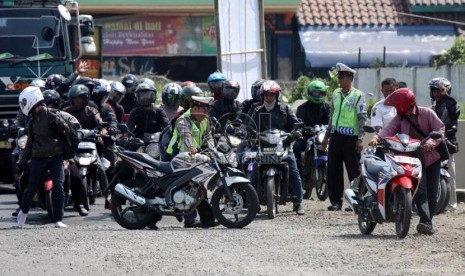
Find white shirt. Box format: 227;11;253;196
370;99;396;129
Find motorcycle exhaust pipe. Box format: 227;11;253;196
114;184;146;206
344;188;359;214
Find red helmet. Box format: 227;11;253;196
181;81;196;88
384;88;416;116
260;80;281;95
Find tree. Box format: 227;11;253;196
433;37;465;67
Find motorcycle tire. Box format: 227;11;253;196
45;190;54;222
80;177;90;211
394;187;412;239
266;176;278;219
435;177;450;215
357;210;376;235
211;182;259;228
315;165;328;201
111;179;153;230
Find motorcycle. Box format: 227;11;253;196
75;129;111;205
254;127;301;219
300;125;328;201
344;126;442;238
434;160;451;215
110;125;259;229
1;119;18;184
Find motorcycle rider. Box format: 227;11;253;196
16;87;70;228
104;81;126;123
126;82;170;139
238;79;265;124
63;84;112;209
45;60;90;97
160;82;184;120
179;85;204;112
429;78;460;212
293;80;330;199
247;80;305;215
322;63;367;211
120;74;139;115
166;96;220;228
15;79;46;128
369;88;445;235
207;72;227;101
209;80;241;130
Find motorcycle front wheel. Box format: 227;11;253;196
315;165;328;201
211;182;259;228
266;176;278;219
111;179;153;230
45;190;54;222
395;187;412;239
358;210;376;235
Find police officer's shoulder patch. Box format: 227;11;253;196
371;107;377;117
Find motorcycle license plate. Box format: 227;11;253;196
263;147;276;152
0;141;12;149
393;155;419;165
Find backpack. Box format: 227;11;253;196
48;109;80;159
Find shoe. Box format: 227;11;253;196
416;223;435;235
104;197;111;210
74;205;89;216
55;221;68;228
184;221;202;228
327;203;342;211
345;206;353;212
294;203;305;215
17;210;28;228
303;190;312;200
12;208;20;217
201;221;221;229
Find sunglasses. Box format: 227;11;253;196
338;74;351;79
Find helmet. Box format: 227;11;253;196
42;89;61;108
45;74;64;89
74;77;95;92
251;79;265;102
428;77;451;98
180;86;204;109
260;80;281;96
207;72;227;95
221;80;240;101
121;74;138;93
181;81;196;88
384;88;416;116
69;84;90;107
138;77;155;87
108;81;126;104
30;79;46;92
162;82;182;107
135;82;156;106
92;79;110;106
19;86;44;115
307;80;327;104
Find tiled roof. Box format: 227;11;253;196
297;0;465;27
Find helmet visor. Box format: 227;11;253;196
222;87;239;100
136;91;155;105
308;90;325;99
109;90;124;103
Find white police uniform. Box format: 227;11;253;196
371;99;396;129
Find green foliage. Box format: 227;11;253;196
285;72;340;104
460;102;465;120
366;98;377;119
433;37;465;67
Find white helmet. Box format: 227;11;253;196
19;86;44;115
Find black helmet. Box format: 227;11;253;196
74;77;95;92
135;83;156;106
69;84;90;107
251;79;265;102
43;89;61;108
121;74;138;93
45;74;64;89
108;81;126;104
221;80;240;101
92;79;110;106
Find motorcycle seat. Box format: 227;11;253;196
364;159;388;180
122;151;173;174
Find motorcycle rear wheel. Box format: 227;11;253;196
266;176;278;219
315;165;328;201
211;182;259;228
111;179;153;230
434;177;450;215
46;190;54;222
395;187;412;239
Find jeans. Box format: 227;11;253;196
250;152;303;204
415;160;440;226
21;155;65;222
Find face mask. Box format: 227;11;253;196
264;99;276;111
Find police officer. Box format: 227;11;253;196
322;63;367;211
371;78;397;132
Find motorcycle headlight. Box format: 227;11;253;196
227;135;242;148
2;119;9;127
18;135;28;150
78;156;92;166
317;132;325;144
145;143;160;159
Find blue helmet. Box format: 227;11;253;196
207;72;227;84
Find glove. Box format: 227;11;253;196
15;162;25;175
292;130;303;140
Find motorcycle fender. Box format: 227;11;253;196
390;176;414;192
79;167;88;177
44;177;53;191
223;176;250;187
440;168;450;178
266;167;277;176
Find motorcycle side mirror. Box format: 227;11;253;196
293;122;304;130
429;131;443;140
363;125;376;133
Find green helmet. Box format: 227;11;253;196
180;86;204;109
307;80;327;104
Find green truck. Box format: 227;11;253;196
0;0;95;183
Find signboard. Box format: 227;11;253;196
99;15;217;56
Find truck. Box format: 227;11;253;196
0;0;96;184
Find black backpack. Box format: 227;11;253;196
48;109;80;159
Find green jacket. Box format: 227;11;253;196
330;87;364;136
